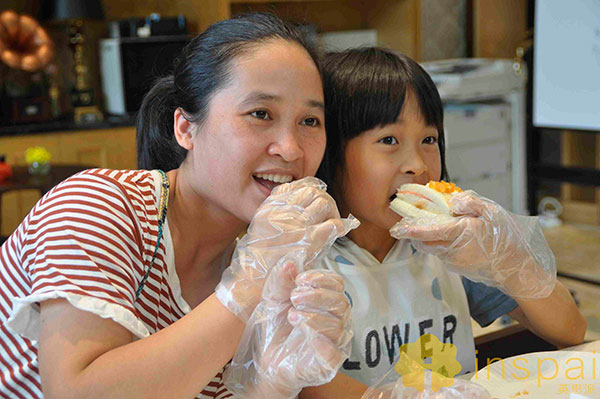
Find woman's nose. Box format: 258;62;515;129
268;127;303;162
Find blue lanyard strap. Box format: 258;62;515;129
135;169;169;302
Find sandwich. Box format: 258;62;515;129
390;181;462;222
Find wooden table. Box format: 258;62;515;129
0;164;94;242
543;224;600;284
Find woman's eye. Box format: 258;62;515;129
250;110;270;120
379;136;398;145
423;136;438;145
301;117;320;127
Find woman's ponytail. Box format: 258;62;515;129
136;76;187;171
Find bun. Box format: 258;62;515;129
390;181;461;221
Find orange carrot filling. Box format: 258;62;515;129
426;180;462;194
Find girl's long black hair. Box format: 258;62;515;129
316;47;448;195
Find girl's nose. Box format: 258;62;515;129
267;127;303;162
400;148;428;176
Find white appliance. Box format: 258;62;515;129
319;29;378;52
422;58;527;214
533;0;600;131
99;36;190;115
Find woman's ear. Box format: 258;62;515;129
173;108;195;150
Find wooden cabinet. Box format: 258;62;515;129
58;127;137;170
0;126;136;236
102;0;532;60
103;0;428;59
0;134;61;166
0;127;136;168
472;0;528;59
560;131;600;225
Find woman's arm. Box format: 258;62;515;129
507;280;586;348
39;294;244;399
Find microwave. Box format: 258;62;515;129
99;36;191;115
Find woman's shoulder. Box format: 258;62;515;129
57;168;156;191
12;169;164;260
46;168;158;206
23;168;162;232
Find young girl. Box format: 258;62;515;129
300;47;586;397
0;14;353;399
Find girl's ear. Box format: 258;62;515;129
173;108;195;150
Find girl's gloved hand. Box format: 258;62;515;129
389;190;556;299
216;176;359;322
224;262;353;399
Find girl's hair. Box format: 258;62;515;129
316;47;448;195
136;12;322;171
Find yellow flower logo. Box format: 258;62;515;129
25;146;51;164
394;334;462;391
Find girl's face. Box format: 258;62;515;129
337;91;442;233
185;39;326;222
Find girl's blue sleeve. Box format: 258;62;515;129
461;277;518;327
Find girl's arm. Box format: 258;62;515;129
39;294;244;399
299;372;369;399
391;192;586;348
506;280;586;348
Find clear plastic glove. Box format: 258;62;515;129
216;176;359;322
224;261;353;399
362;352;491;399
390;190;556;299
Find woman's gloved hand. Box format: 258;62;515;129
389;190;556;299
216;176;359;322
224;261;353;399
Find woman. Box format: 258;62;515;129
0;13;353;399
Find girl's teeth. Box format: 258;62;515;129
255;173;292;183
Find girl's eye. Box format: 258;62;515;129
301;117;320;127
250;110;270;120
379;136;398;145
423;136;438;145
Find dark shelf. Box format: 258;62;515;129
0;114;135;137
532;164;600;187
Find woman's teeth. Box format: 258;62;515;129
254;173;293;183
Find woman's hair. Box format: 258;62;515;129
136;12;322;171
316;47;448;195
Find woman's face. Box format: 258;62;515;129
186;39;326;222
337;91;442;233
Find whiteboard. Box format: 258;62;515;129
533;0;600;131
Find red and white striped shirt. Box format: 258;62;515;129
0;169;232;399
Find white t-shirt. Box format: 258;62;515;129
321;237;476;387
